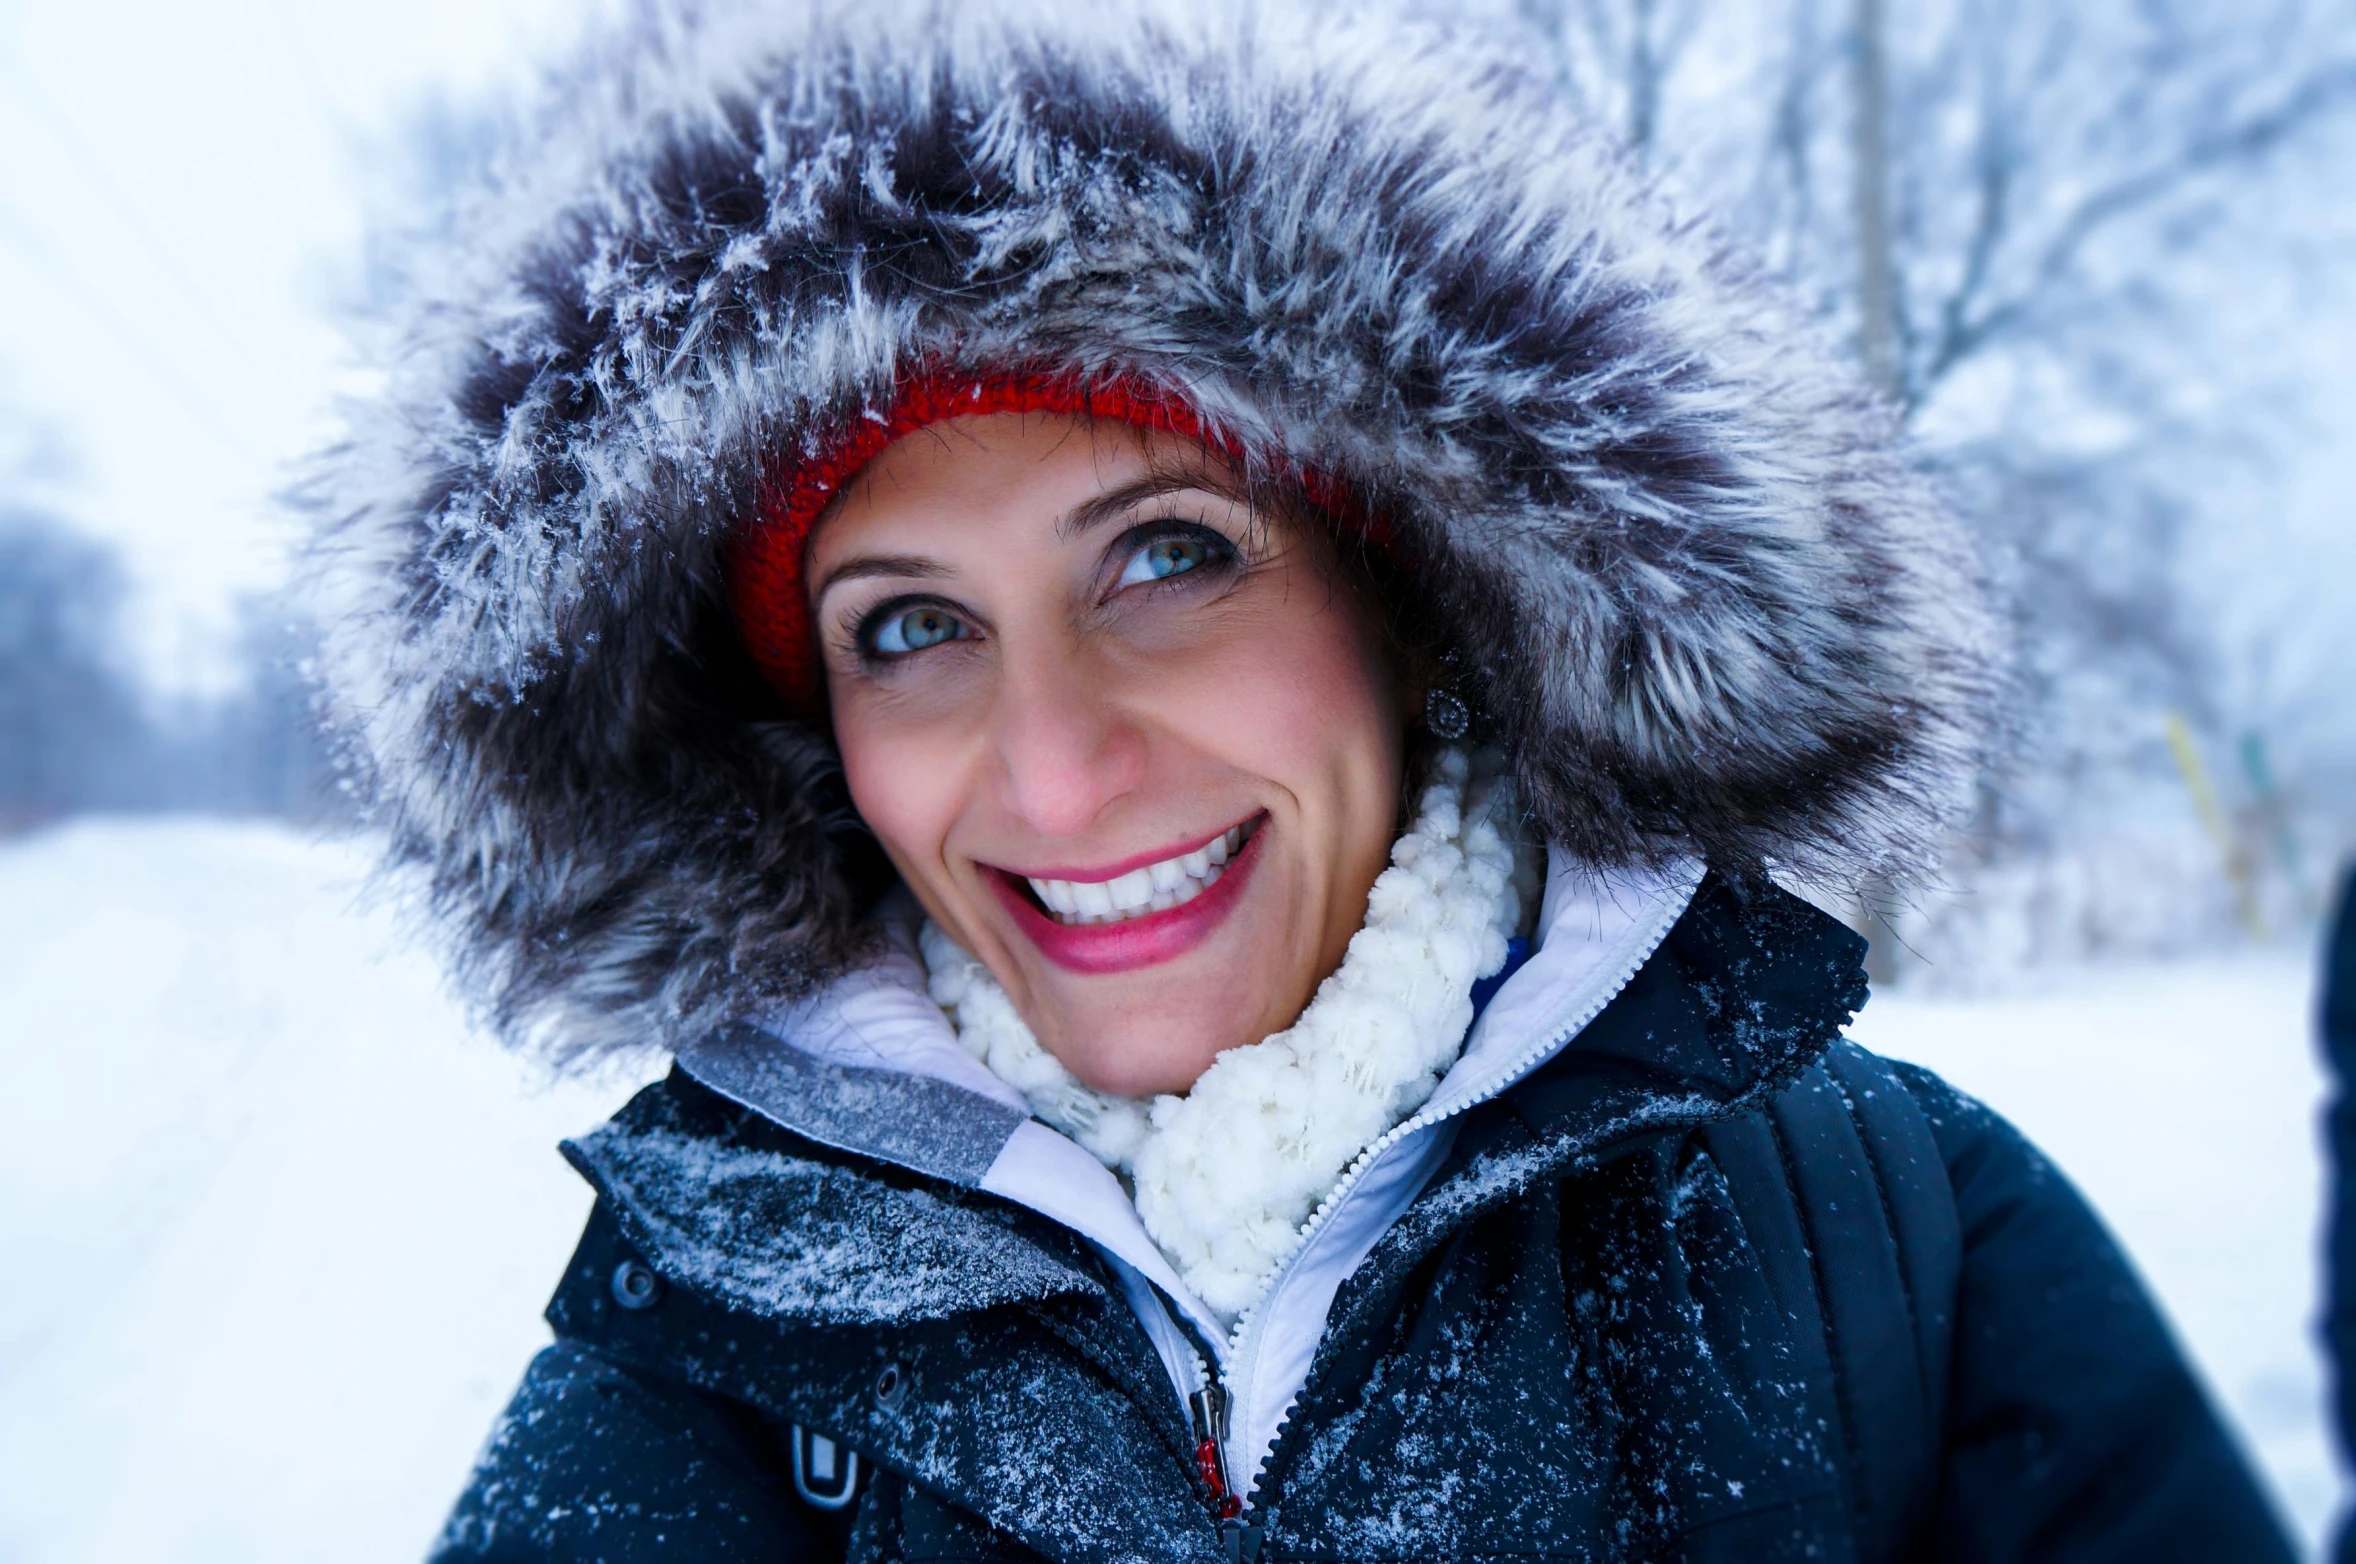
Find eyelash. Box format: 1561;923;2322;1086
845;519;1245;665
850;594;970;663
1108;519;1241;593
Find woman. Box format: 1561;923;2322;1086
311;3;2292;1559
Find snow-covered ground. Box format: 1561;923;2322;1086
0;819;2340;1558
0;819;661;1562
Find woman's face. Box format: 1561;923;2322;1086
811;413;1407;1097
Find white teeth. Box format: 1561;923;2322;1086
1106;867;1155;913
1022;819;1257;928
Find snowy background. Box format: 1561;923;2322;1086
2;0;2352;1558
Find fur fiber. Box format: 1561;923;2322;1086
303;0;2000;1065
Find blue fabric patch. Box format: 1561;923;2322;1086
1468;936;1532;1028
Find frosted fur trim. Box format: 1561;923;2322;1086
303;0;2004;1067
920;748;1528;1322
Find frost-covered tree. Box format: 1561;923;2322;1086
1473;0;2356;967
200;596;347;822
0;512;150;823
0;384;343;827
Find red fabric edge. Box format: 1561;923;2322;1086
727;370;1374;714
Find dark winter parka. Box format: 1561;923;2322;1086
428;871;2280;1554
297;2;2290;1560
429;873;2286;1562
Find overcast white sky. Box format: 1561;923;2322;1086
0;0;597;692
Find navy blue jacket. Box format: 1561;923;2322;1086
432;876;2290;1562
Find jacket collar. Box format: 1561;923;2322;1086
568;861;1861;1336
656;860;1693;1328
1500;867;1870;1143
559;1068;1098;1327
1324;868;1872;1345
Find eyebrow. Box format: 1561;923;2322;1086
1057;466;1255;542
810;553;953;604
812;460;1262;604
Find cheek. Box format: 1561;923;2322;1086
831;703;967;885
1159;579;1403;823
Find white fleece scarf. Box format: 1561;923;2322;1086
919;748;1531;1324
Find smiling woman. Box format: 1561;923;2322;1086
806;412;1404;1098
770;404;1532;1318
306;2;2295;1560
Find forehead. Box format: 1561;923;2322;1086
806;412;1239;570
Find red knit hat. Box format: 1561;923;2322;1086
731;370;1347;713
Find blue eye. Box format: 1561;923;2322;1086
869;605;969;655
1117;535;1215;587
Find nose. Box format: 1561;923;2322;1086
987;645;1147;839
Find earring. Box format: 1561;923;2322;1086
1425;685;1471;741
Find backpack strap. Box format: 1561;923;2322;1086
1695;1042;1961;1562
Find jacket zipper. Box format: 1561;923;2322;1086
1183;1359;1265;1559
1211;869;1699;1515
1188;1382;1241;1519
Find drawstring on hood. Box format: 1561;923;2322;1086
919;748;1533;1320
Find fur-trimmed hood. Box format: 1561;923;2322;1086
304;0;1999;1062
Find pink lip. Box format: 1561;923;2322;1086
985;818;1266;976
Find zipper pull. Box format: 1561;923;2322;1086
1187;1384;1241;1520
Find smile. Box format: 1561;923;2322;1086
1023;820;1259;925
984;814;1269;976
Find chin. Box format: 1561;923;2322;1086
948;808;1348;1095
1007;890;1305;1098
1050;986;1267;1097
1057;1040;1213;1100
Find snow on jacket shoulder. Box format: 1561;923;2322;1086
430;876;2291;1563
